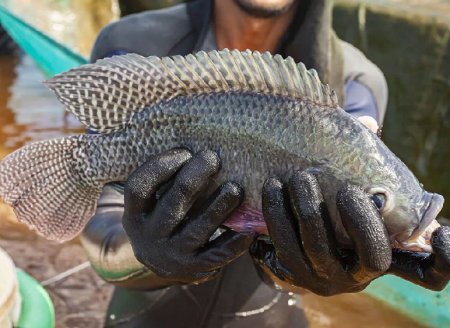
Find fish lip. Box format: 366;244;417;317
406;193;444;243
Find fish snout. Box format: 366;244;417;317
395;193;444;253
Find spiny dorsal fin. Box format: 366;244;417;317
45;49;339;133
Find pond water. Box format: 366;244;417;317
0;55;82;159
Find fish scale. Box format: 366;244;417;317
67;91;385;241
0;50;443;252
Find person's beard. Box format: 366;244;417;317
233;0;298;18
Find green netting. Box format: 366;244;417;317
0;4;87;76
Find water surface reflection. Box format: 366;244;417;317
2;0;119;57
0;54;82;158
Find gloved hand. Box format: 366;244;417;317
250;171;393;296
251;171;450;295
122;149;253;285
389;226;450;291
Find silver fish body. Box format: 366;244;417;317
77;90;440;250
0;50;444;249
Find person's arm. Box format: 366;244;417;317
248;43;391;294
250;172;450;295
81;149;253;289
85;20;249;290
249;53;448;293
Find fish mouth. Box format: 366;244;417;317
395;193;444;253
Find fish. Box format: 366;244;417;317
0;49;444;252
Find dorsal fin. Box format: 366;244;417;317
45;49;339;133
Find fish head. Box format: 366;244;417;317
366;182;444;253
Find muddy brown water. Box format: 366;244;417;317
0;54;113;327
0;51;426;327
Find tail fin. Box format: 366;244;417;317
0;136;103;242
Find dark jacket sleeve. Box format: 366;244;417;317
341;41;388;124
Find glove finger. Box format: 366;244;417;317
337;185;391;283
389;249;439;290
262;177;306;268
250;239;294;280
195;230;253;271
389;247;449;291
180;182;244;247
149;150;220;236
289;171;343;278
416;226;450;290
123;149;192;225
431;226;450;276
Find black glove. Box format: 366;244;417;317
251;171;450;295
122;149;253;285
389;226;450;291
250;171;392;296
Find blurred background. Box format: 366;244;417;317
0;0;448;327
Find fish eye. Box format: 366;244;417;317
371;193;386;210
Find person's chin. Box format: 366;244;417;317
233;0;297;18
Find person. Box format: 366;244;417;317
81;0;450;326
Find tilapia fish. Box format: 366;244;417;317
0;50;444;251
